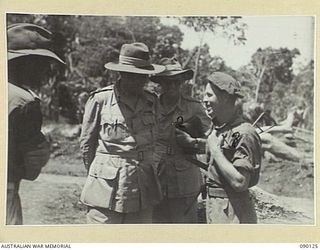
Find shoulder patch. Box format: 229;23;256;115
89;85;114;96
232;122;257;136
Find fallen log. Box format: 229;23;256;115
259;132;303;162
264;151;280;162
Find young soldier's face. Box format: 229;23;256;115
203;83;229;121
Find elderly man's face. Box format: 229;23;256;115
120;72;148;94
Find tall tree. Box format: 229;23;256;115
250;47;300;103
175;16;247;96
7;14;186;122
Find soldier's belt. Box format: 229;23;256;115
96;150;153;161
165;145;191;155
207;186;248;199
207;187;229;198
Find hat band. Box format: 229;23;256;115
119;55;150;67
164;64;183;72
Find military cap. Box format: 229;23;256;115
208;72;243;98
7;23;65;64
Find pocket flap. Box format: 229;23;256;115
174;158;197;171
142;114;155;125
89;156;120;180
100;113;126;125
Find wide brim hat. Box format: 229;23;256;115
7;23;65;64
208;72;244;98
150;57;194;83
8;49;65;64
105;42;165;75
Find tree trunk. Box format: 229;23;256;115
255;65;266;102
191;32;205;97
127;29;136;42
182;47;197;68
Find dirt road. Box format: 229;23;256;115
20;174;87;225
19;173;314;225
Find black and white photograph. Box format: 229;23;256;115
6;14;315;226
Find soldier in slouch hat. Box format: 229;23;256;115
7;23;65;225
150;57;211;223
80;42;165;223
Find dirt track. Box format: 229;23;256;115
20;172;314;225
20;174;87;225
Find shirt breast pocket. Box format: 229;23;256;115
174;158;202;196
100;113;130;142
131;113;155;132
142;114;155;127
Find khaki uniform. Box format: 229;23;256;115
7;83;43;225
153;94;211;223
80;83;162;223
206;115;262;224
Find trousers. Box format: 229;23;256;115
6;181;22;225
153;196;198;223
206;192;257;224
86;206;153;224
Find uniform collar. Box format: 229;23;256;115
214;113;244;133
177;95;185;111
111;83;119;106
27;88;41;100
113;81;147;113
10;82;41;100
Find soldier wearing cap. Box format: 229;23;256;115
80;42;165;223
204;72;262;224
7;23;65;224
150;57;211;223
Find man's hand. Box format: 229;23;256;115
175;128;195;148
207;129;224;154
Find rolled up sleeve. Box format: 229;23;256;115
232;132;262;177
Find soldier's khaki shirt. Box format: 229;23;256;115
155;94;211;198
206;115;262;223
80;83;161;213
8;83;43;182
207;115;262;189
